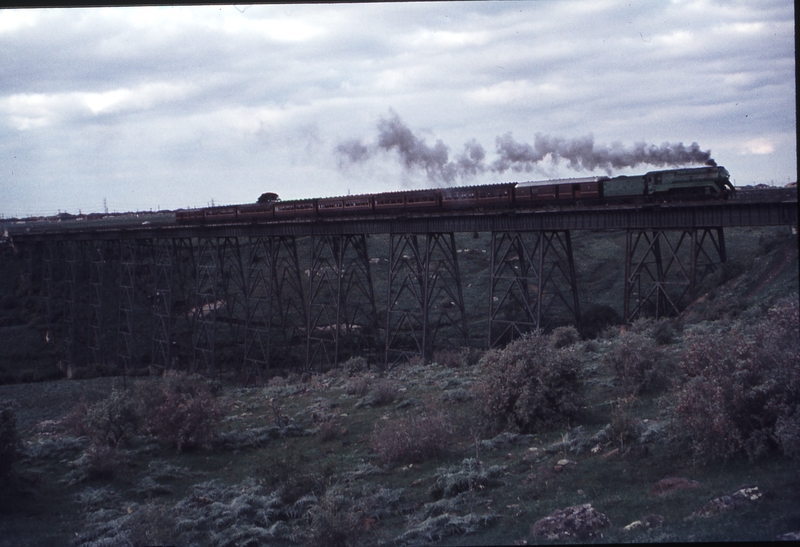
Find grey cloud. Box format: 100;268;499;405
0;2;794;218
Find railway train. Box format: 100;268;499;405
176;165;733;225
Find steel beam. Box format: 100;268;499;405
117;239;138;378
242;236;277;385
150;238;173;374
306;234;379;371
61;240;78;369
242;235;306;382
624;227;727;322
385;232;468;366
489;231;581;348
192;237;220;376
88;240;107;367
41;241;56;356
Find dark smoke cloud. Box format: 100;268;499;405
335;112;715;183
492;133;715;174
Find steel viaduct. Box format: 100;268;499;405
4;189;797;385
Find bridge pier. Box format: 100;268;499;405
150;238;181;375
88;240;108;368
192;237;245;375
488;230;581;347
242;236;307;384
385;232;468;367
306;234;379;372
117;239;143;378
624;227;726;322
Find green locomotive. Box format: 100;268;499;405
603;166;734;199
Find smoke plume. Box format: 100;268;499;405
336;111;715;184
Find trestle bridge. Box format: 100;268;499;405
5;189;797;384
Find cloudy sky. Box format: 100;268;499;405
1;1;795;218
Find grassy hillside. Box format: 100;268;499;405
0;225;796;546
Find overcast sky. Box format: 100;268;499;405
1;1;796;217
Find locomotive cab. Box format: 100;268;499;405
645;166;733;197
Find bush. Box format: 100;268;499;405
75;441;131;481
652;319;677;345
474;333;583;434
433;349;463;368
317;415;345;443
672;296;800;462
432;348;482;368
607;397;640;449
84;388;145;448
342;356;368;376
143;371;225;452
366;379;398;406
61;398;91;438
550;326;581;349
68;371;225;453
305;487;374;547
629;317;676;345
344;377;370;397
429;458;506;500
370;405;454;464
0;400;21;478
581;304;622;339
604;331;665;395
305;485;404;547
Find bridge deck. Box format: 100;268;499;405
5;190;797;241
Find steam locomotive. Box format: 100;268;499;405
176;165;733;225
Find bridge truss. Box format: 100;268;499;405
7;193;796;382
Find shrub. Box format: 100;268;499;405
433;349;463;368
672;296;800;462
75;441;131;481
474;333;583;434
305;485;400;547
432;348;483;368
629;317;676;345
652;319;676;345
550;326;581;349
344;376;370;397
143;371;225;452
342;356;368;376
61;398;91;438
0;400;21;478
84;388;145;448
581;304;622;339
367;379;398;406
317;415;345;443
604;331;665;395
370;405;454;464
607;397;640;449
161;369;223;397
429;458;506;500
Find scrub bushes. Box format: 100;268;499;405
370;405;454;464
672;296;800;462
474;332;583;434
